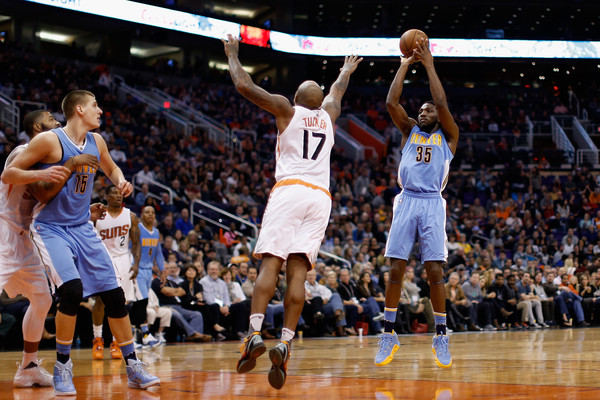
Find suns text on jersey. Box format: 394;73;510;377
99;225;130;240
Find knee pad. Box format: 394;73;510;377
57;279;84;316
98;288;128;319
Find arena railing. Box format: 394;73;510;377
572;117;598;166
550;116;575;164
112;74;192;137
190;199;259;240
148;87;242;153
131;173;175;204
334;126;364;161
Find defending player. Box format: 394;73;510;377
0;110;62;388
375;39;459;368
92;185;142;359
2;90;159;395
222;34;362;389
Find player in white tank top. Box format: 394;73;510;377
0;110;63;387
275;105;334;191
223;33;362;388
91;185;141;359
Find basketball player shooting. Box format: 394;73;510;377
375;38;459;368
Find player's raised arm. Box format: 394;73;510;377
387;53;419;139
222;34;294;123
321;55;363;124
414;39;459;154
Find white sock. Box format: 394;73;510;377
112;335;116;343
22;351;37;366
249;314;265;333
281;328;295;343
93;325;103;339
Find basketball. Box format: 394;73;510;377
399;29;428;57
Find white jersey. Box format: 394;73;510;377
275;106;335;190
96;207;132;258
0;145;37;231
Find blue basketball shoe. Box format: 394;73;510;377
432;334;452;368
374;331;400;366
53;359;76;396
126;359;160;389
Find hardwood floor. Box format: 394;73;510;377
1;328;600;399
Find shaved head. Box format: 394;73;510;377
294;80;323;109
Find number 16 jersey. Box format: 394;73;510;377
275;106;334;190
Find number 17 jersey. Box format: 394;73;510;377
275;106;334;190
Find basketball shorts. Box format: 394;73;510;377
133;268;153;301
0;218;49;298
112;253;135;302
30;220;119;297
384;191;448;263
254;182;331;266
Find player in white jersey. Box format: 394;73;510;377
91;185;141;360
0;110;66;388
222;34;362;389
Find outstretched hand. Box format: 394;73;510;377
341;55;363;74
221;33;240;58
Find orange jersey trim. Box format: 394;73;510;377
273;179;331;199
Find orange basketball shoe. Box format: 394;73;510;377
92;337;104;360
236;332;266;373
109;341;122;360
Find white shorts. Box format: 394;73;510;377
0;219;49;298
112;253;135;302
254;183;331;266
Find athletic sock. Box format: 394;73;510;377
281;328;295;343
249;314;265;333
434;312;447;335
383;307;397;333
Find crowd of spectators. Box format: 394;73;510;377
1;41;600;348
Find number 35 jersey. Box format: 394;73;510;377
35;128;100;226
398;125;454;194
275;106;334;191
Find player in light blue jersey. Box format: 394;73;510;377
2;90;159;395
375;39;459;369
130;205;165;347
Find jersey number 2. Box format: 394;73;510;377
302;130;326;160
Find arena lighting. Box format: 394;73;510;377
25;0;600;59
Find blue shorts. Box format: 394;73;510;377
134;268;153;300
384;190;448;263
30;221;118;297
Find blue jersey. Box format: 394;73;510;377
398;125;453;193
36;128;99;226
139;223;164;271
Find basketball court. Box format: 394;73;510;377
1;328;599;399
